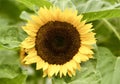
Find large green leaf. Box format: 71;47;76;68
94;18;120;56
104;0;120;4
112;57;120;84
0;14;27;49
68;62;101;84
0;24;27;49
0;0;22;21
0;48;19;65
0;47;27;84
82;8;120;22
96;47;116;84
0;0;27;49
0;65;27;84
16;0;52;11
0;74;27;84
0;65;21;79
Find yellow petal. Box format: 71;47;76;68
22;26;36;36
79;23;93;34
77;20;86;29
76;63;81;70
20;48;26;64
70;60;77;69
74;51;89;61
65;62;74;73
63;9;81;26
68;71;72;77
36;59;45;70
62;8;73;21
73;52;81;63
21;37;35;49
24;56;39;64
67;69;76;77
60;65;67;77
81;32;96;44
43;69;48;77
43;62;49;71
72;15;83;27
54;65;60;76
31;15;44;26
65;60;77;73
87;54;93;58
79;45;94;54
23;50;37;61
79;53;89;61
48;65;56;77
55;7;63;21
38;7;52;24
25;23;39;31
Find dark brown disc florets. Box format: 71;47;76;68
35;21;80;65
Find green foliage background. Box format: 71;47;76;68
0;0;120;84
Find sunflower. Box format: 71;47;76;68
20;6;96;78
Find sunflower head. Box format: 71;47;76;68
20;6;96;78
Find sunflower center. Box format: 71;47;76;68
53;36;65;47
35;21;80;65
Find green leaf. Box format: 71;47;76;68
104;0;119;4
16;0;52;11
0;8;27;49
0;65;21;79
96;47;116;84
0;65;27;84
82;8;120;22
52;77;66;84
112;57;120;84
67;61;101;84
0;47;27;84
0;48;19;65
94;18;120;56
0;21;27;49
0;74;27;84
0;0;22;21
